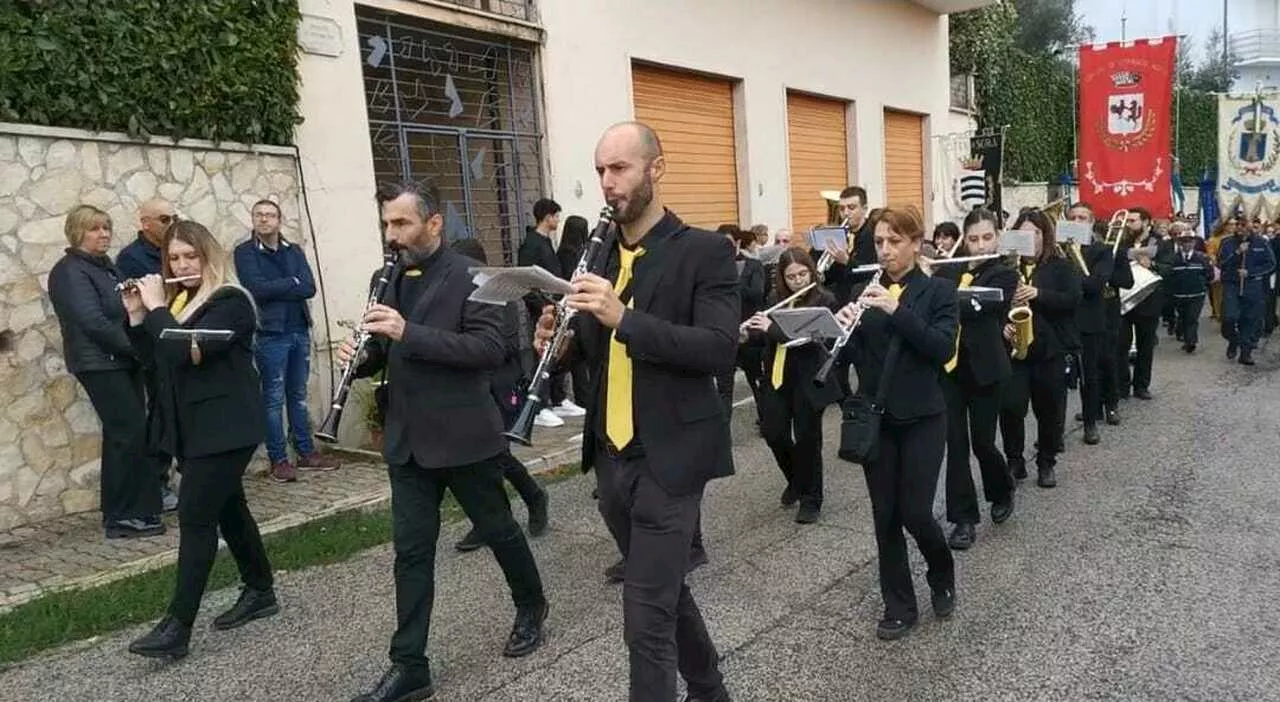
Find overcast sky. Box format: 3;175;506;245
1074;0;1244;64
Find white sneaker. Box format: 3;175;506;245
534;409;564;427
551;400;587;418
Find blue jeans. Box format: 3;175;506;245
255;331;315;463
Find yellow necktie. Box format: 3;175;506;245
769;300;797;389
888;283;903;300
944;272;974;373
606;246;644;449
169;289;190;316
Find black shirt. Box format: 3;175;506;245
395;244;445;313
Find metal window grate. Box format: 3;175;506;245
358;8;545;265
431;0;539;24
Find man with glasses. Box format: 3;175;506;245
116;198;179;512
234;199;338;482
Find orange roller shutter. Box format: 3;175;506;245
787;92;849;232
632;64;740;228
883;110;925;216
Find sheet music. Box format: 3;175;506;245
958;286;1005;303
1001;229;1038;258
467;266;574;305
768;307;846;341
158;328;235;341
1055;220;1092;245
808;226;846;251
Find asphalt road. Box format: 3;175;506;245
4;322;1280;701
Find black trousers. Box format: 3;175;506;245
141;364;174;488
388;456;546;675
168;445;272;626
567;359;592;406
74;369;161;522
595;450;723;702
759;386;826;509
999;356;1066;470
863;414;954;621
1173;295;1205;347
494;396;549;510
1100;300;1123;410
942;373;1012;525
1222;283;1266;351
737;345;765;420
1079;332;1105;424
1119;315;1158;393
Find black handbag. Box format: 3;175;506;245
837;336;902;465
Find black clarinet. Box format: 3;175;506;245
504;205;614;446
315;250;400;443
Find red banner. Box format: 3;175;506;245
1077;38;1176;217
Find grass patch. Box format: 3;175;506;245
0;463;581;667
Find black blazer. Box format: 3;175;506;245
940;259;1019;387
47;249;139;374
813;220;877;305
357;247;508;469
749;288;844;410
840;266;958;422
569;211;739;497
1076;243;1116;335
130;287;265;460
518;229;564;320
1015;256;1083;360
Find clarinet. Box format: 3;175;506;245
814;268;883;386
315;250;401;443
504;205;615;446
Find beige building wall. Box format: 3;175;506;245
538;0;955;230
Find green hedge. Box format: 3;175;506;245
0;0;301;145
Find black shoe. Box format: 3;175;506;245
1240;350;1256;366
454;528;485;553
128;616;190;660
795;503;820;524
1009;459;1027;481
350;664;435;702
106;518;166;539
1183;343;1196;354
875;615;917;640
1227;343;1238;360
1073;411;1084;422
1134;389;1153;400
990;497;1014;524
1037;466;1057;488
931;587;956;618
527;489;549;538
681;687;732;702
212;587;279;631
780;485;799;507
590;487;598;500
502;602;548;658
604;558;626;584
1083;423;1100;445
688;548;709;574
947;523;975;550
1105;408;1120;426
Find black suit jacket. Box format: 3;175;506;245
841;266;958;421
814;220;877;304
518;228;564;320
130;287;265;460
1016;257;1083;360
940;259;1019;387
357;247;508;469
569;211;739;497
1076;243;1116;335
749;288;844;410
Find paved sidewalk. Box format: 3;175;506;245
0;413;589;613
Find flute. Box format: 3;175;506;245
114;275;201;291
922;253;1001;266
814;268;884;386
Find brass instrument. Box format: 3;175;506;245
504;206;614;447
315;250;401;443
1105;209;1130;255
814;216;851;277
1060;240;1090;277
1009;305;1034;360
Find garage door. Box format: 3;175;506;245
787;92;849;232
883;109;925;216
632;64;739;228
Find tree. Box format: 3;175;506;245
1011;0;1094;57
1172;18;1194;84
1186;26;1239;92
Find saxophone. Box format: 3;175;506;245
1009;263;1035;361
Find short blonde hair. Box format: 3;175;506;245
64;205;112;248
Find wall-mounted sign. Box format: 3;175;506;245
298;14;343;58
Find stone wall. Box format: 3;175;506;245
0;123;314;531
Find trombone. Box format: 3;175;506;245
1105;209;1129;256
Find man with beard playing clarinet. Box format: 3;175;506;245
342;181;548;702
535;121;736;702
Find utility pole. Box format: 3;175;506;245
1223;0;1229;63
1121;5;1128;41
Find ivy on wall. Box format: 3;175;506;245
951;3;1219;185
0;0;302;145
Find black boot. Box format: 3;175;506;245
795;502;821;524
990;496;1015;524
1240;348;1256;366
947;523;975;550
502;602;548;658
1083;422;1100;445
1227;342;1238;360
350;664;435;702
1009;457;1027;481
212;587;279;631
1037;464;1057;489
1105;407;1120;425
604;558;626;584
128;616;191;660
454;527;485;553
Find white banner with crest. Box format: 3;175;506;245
1218;93;1280;222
